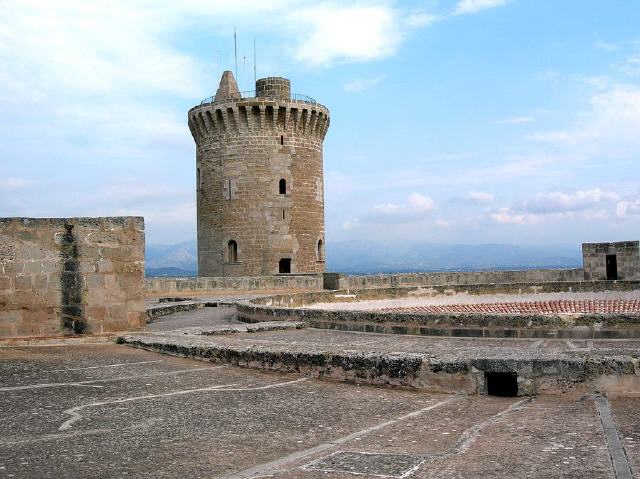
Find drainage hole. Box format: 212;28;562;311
485;371;518;397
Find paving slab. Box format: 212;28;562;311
0;344;633;479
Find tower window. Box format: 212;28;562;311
279;178;287;195
280;135;284;145
228;240;238;263
317;239;324;261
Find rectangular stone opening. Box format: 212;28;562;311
606;254;618;280
485;371;518;397
279;258;291;274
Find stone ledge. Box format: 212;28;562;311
119;330;640;396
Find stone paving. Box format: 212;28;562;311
0;344;637;478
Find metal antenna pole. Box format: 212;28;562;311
242;56;246;91
253;34;257;85
234;27;238;80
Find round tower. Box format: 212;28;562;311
188;71;330;276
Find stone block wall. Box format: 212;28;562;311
327;269;585;290
145;274;324;296
0;217;145;338
583;241;640;280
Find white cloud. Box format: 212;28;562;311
373;203;404;215
467;190;495;203
489;188;620;226
490;208;536;225
404;12;441;28
368;192;435;222
453;0;510;16
0;177;35;189
616;199;640;217
0;2;206;102
341;217;361;231
528;82;640;159
290;4;404;66
450;190;495;204
595;41;621;52
407;192;435;212
435;219;450;228
343;75;386;93
618;55;640;77
521;188;619;214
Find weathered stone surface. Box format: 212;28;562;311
120;315;640;396
145;274;324;296
2;344;626;479
583;241;640;280
190;71;329;276
0;216;145;337
326;269;585;290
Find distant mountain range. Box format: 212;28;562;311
145;239;582;277
146;240;198;277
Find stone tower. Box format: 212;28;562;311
188;71;330;276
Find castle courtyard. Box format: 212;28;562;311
1;306;637;479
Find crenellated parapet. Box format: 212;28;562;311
187;98;330;144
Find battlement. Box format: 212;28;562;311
188;71;330;143
188;100;330;143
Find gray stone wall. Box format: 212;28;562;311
328;269;585;290
189;71;329;277
0;217;145;338
583;241;640;280
145;274;324;296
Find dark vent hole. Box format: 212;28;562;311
485;372;518;397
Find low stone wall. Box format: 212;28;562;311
325;269;584;290
249;280;637;308
146;302;201;322
145;274;324;296
0;217;145;337
236;281;640;339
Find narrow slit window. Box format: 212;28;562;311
317;239;324;261
228;240;238;263
280;135;284;145
279;178;287;195
282;209;285;220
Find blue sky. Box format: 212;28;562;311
1;0;639;246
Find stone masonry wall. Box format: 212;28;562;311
583;241;640;280
326;269;585;290
145;274;324;296
0;217;145;338
256;77;291;100
190;72;330;277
